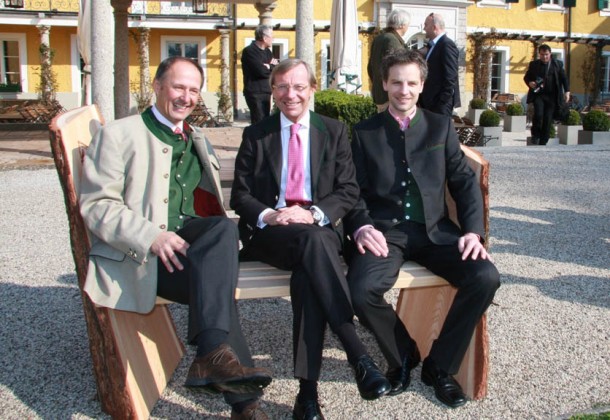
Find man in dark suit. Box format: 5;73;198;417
230;58;390;419
524;44;570;145
419;13;461;116
344;50;500;408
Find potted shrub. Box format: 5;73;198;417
468;98;487;124
558;109;582;145
477;109;502;146
578;110;610;145
503;102;526;132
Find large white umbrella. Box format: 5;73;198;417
77;0;91;105
329;0;359;92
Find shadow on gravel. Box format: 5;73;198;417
491;206;610;271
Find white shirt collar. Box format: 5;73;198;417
280;112;310;130
151;105;183;132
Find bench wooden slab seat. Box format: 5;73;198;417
50;105;491;420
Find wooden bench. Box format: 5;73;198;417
50;105;491;419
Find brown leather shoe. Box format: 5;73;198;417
185;344;272;394
231;400;269;420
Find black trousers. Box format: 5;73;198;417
243;223;361;381
346;222;500;375
531;94;556;145
244;92;271;125
157;216;260;404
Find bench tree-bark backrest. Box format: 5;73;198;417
49;105;184;420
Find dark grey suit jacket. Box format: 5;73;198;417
419;34;461;116
230;111;359;247
344;109;483;246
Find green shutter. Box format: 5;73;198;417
598;0;606;9
536;0;543;6
564;0;576;7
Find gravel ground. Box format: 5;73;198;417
0;143;609;419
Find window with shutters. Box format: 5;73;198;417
538;0;565;11
0;34;26;92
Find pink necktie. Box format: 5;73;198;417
285;123;306;206
174;126;187;142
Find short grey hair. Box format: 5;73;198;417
254;24;272;41
428;13;445;31
386;9;411;30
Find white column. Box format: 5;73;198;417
91;0;114;121
219;28;233;122
295;0;315;109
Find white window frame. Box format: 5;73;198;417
0;32;27;91
160;35;207;92
538;0;565;12
477;0;511;10
490;46;510;96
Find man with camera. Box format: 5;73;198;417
524;44;570;145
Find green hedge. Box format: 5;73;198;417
582;110;610;131
314;90;376;138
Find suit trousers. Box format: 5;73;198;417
157;216;261;404
531;94;556;145
347;221;500;375
243;223;361;381
244;92;271;125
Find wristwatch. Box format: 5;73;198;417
310;207;323;224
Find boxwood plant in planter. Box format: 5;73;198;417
578;109;610;145
468;98;487;124
558;109;582;145
504;102;526;132
477;109;502;146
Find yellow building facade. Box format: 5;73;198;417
1;0;608;117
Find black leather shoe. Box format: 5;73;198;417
421;358;467;408
386;345;421;396
353;355;391;400
292;398;325;420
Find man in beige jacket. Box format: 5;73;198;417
80;57;271;420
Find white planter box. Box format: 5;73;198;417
558;124;582;145
468;108;485;125
477;126;502;146
503;115;526;132
578;130;610;145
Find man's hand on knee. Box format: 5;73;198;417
458;233;493;262
354;226;389;258
151;231;190;272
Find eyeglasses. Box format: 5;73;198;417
273;84;309;93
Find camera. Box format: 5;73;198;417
533;77;544;93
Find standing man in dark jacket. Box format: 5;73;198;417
524;44;570;145
367;9;410;112
419;13;461;116
241;25;279;124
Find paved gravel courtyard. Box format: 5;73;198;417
0;140;609;419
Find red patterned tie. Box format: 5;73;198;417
285;123;306;206
174;126;187;142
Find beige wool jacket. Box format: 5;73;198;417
79;114;225;314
